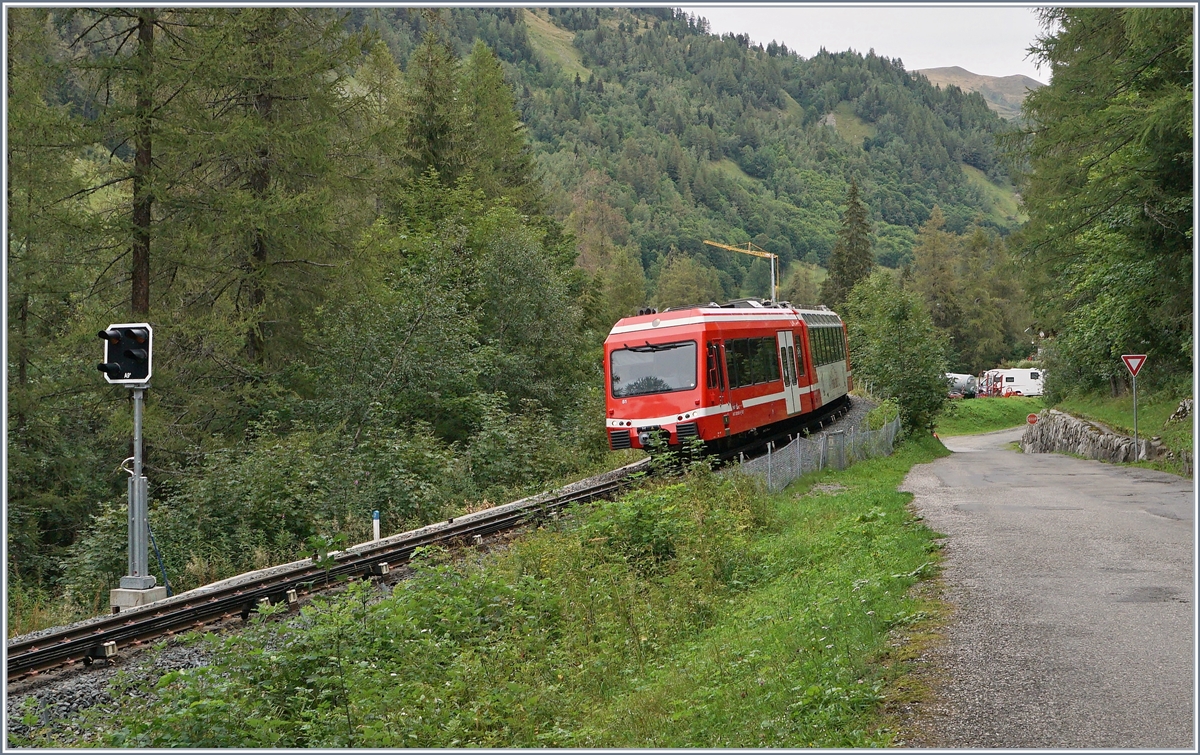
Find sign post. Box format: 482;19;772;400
1122;355;1147;459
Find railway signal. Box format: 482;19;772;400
98;322;165;610
97;323;152;383
1122;354;1148;458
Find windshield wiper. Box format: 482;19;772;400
625;340;686;353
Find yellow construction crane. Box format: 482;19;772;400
702;240;778;302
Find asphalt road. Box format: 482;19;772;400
901;426;1195;749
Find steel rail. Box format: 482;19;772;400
6;459;650;678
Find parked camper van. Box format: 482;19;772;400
978;368;1044;397
946;373;977;398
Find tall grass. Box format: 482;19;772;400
1055;387;1192;454
23;437;949;748
934;396;1045;437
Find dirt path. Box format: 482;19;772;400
900;426;1194;748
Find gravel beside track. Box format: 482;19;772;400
824;394;876;436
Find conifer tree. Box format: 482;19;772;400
654;254;723;309
461;40;540;211
909;206;963;335
596;245;647;327
780;262;821;307
165;8;369;365
401;30;467;185
7;8;111;586
820;178;873;307
355;40;407;215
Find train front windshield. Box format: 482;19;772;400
610;341;697;398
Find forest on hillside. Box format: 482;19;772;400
7;6;1190;632
353;8;1020;281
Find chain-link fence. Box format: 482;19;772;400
733;415;902;492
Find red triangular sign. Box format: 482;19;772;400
1122;354;1147;377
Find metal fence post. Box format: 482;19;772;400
767;441;773;491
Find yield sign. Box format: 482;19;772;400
1122;354;1147;377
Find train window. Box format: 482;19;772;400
726;337;780;388
725;339;748;388
610;340;698;398
718;343;728;391
706;343;727;391
779;346;792;386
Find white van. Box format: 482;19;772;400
979;368;1044;397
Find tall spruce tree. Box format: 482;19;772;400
400;30;468;186
820;179;873;307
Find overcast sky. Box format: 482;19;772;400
677;5;1050;82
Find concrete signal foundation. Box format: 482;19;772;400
110;586;167;613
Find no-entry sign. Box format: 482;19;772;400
1122;354;1147;377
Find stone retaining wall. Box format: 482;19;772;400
1021;410;1140;462
1021;409;1193;476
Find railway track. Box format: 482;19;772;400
6;458;650;680
7;398;854;681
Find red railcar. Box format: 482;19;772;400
604;299;852;451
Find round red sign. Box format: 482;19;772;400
1027;413;1038;425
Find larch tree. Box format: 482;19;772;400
597;245;647;328
354;40;408;216
163;8;370;366
7;7;114;587
780;262;821;307
654;253;723;309
909;206;962;336
460;40;540;211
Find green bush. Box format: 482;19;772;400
844;273;949;432
865;399;900;431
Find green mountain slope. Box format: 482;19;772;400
358;8;1023;294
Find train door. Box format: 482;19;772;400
776;330;801;415
706;340;731;436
